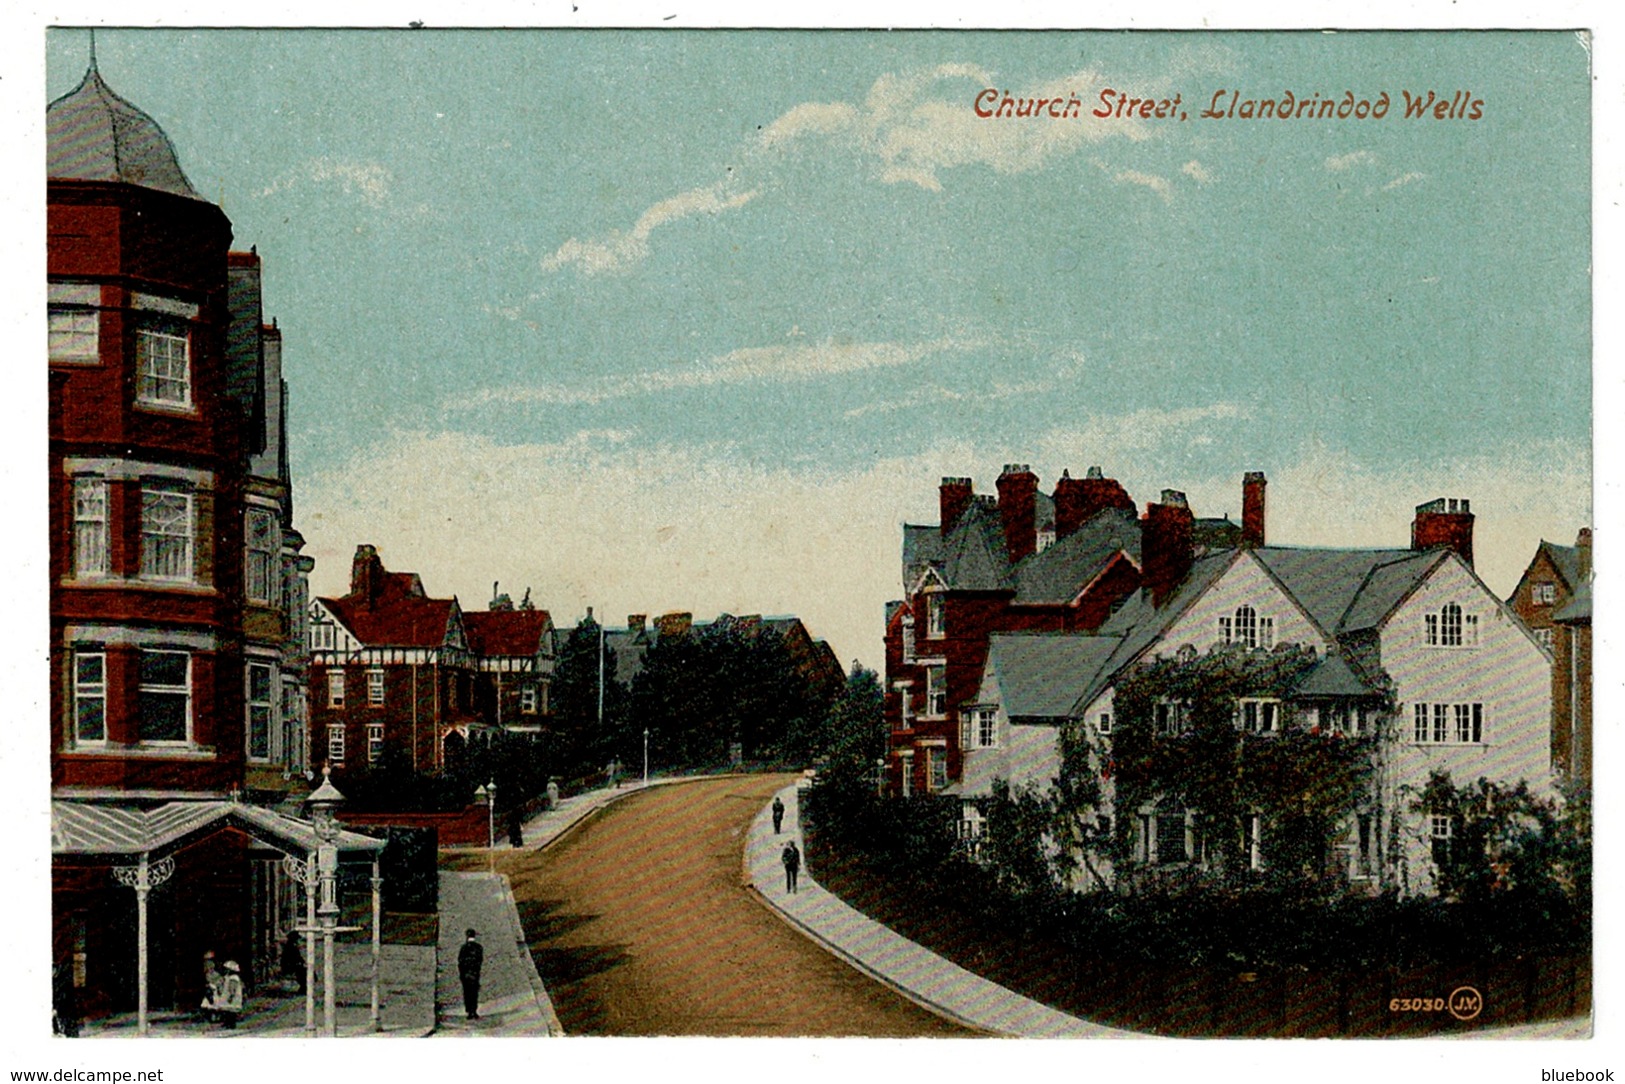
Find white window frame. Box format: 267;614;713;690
367;668;386;707
899;751;913;797
137;649;191;746
978;709;996;749
924;666;947;719
1535;627;1556;651
140;487;194;582
50;308;100;364
1236;698;1282;734
72;650;107;745
1097;711;1112;736
73;477;109;578
328;724;345;766
135;323;192;408
1533;582;1557;605
1412;701;1484;745
925;593;946;639
1155;699;1187;736
927;746;947;792
245;508;279;605
520;685;539;714
328;670;346;708
1425;603;1478;648
1244;812;1263;871
367;722;385;765
1430;814;1455;867
246;661;275;762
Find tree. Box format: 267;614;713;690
549;615;630;779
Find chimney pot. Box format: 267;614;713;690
1054;467;1136;540
1411;497;1475;568
1086;465;1104;480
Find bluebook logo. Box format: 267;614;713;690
1541;1073;1614;1081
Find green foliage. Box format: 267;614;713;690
549;615;631;773
1105;645;1376;892
1414;770;1591;915
630;621;838;771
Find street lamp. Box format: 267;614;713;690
475;781;496;873
643;728;650;784
307;768;345;1038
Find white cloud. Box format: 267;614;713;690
1115;169;1172;201
298;421;1585;675
541;183;759;276
1181;160;1214;184
1324;150;1376;172
1384;171;1427;191
760;63;1164;193
446;336;974;410
258;157;391;205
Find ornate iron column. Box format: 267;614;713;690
111;853;175;1037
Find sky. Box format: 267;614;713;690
43;27;1593;668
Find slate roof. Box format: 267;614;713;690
47;65;200;198
464;609;553;657
987;633;1122;720
1291;652;1379;698
1251;547;1442;634
1012;508;1141;605
1553;583;1591;624
1541;541;1584;593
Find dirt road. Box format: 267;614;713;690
491;774;974;1036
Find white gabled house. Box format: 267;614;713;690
958;487;1554;897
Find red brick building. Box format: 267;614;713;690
309;546;557;775
48;57;363;1026
1508;529;1592;782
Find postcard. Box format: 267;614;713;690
22;13;1606;1080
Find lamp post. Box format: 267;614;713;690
475;781;496;873
307;768;346;1038
643;728;649;784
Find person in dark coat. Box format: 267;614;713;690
781;840;801;894
771;796;785;834
281;931;305;994
458;928;484;1020
508;807;524;848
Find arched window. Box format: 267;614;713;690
1234;605;1258;648
1440;603;1463;646
1425;603;1477;647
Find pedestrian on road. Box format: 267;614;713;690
508;807;524;848
215;960;244;1029
781;840;801;894
458;928;484;1021
771;796;785;834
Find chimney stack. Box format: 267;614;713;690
1411;498;1475;568
1053;465;1136;540
628;614;647;636
350;544;385;605
1242;471;1267;548
940;477;974;537
656;611;693;638
1577;527;1592;580
1142;490;1195;606
996;464;1039;564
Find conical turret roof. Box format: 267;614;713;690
47;62;200;199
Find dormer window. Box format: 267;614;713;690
1533;582;1557;605
1424;603;1478;647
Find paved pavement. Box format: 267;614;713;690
434;871;561;1036
745;781;1145;1038
78;942;436;1038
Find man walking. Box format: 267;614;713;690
771;796;785;834
781;840;801;894
458;928;484;1021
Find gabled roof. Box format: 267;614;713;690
464;609;553;657
1069;551;1242;711
321;593;459;649
941;499;1012;591
1012;507;1141;605
1541;541;1584;593
1250;547;1439;634
987;633;1122;720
